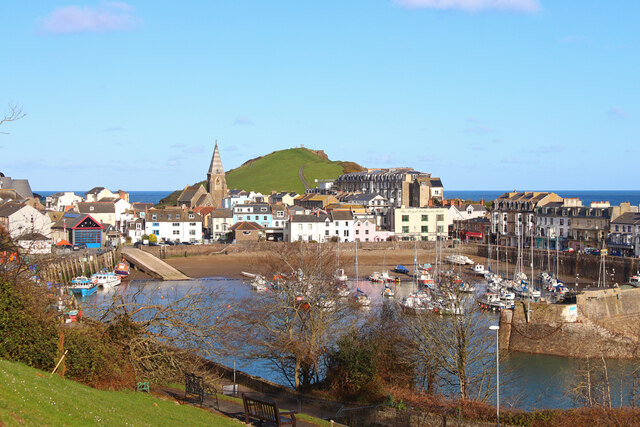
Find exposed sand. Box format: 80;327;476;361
164;248;476;279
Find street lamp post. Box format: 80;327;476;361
489;324;500;426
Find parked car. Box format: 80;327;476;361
72;243;87;251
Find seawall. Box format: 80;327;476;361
500;288;640;359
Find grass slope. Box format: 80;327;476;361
226;148;344;194
0;359;236;426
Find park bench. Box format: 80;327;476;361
184;372;218;409
242;392;296;426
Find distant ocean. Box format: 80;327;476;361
447;190;640;207
35;191;173;204
35;190;640;207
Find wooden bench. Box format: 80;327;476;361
242;393;296;426
184;373;218;408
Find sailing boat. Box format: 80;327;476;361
353;241;371;306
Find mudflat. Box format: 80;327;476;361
162;247;478;279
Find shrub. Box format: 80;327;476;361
0;278;58;370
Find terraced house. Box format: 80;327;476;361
145;208;203;243
391;207;448;241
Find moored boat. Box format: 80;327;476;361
68;276;98;297
91;270;121;288
114;260;130;278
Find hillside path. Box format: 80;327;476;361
298;165;310;190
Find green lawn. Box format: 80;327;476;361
226;148;344;194
0;359;238;426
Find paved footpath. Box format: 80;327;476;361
154;385;323;426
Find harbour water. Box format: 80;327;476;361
82;276;639;411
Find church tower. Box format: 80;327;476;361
207;141;227;208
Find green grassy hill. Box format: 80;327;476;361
227;148;348;194
0;359;236;426
157;147;364;206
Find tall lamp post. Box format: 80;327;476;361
489;324;500;426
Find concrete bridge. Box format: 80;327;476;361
121;247;190;281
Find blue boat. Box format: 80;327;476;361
393;265;410;275
68;276;98;297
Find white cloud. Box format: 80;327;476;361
39;2;140;35
393;0;541;12
608;106;629;118
234;116;254;126
465;124;495;135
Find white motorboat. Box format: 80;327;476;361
382;283;394;297
91;270;121;288
355;291;371;306
472;264;485;275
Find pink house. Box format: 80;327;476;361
354;214;393;242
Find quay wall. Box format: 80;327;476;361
476;244;640;284
41;249;118;284
500;289;640;359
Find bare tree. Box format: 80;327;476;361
236;242;357;391
404;278;497;402
0;102;26;134
88;282;238;384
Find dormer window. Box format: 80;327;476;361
90;206;94;211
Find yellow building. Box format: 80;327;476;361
392;207;449;241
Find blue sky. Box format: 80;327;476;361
0;1;638;191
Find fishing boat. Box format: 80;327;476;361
369;271;382;282
68;276;98;297
240;271;257;279
91;269;121;288
400;294;425;311
114;260;130;278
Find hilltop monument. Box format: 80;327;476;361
207;141;228;208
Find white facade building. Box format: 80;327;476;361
145;208;203;243
0;202;52;240
284;214;331;242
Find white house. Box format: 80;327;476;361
45;192;82;211
124;218;145;243
284;214;331;242
211;208;234;240
0;202;52;240
85;187;116;202
76;202;117;227
330;210;354;242
145;208;203;243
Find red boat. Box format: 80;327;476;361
114;259;130;278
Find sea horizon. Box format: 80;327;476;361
35;189;640;207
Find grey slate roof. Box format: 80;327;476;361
290;214;330;223
211;208;233;218
85;187;106;195
331;211;354;221
0;177;33;199
0;201;26;217
77;202;116;214
612;212;640;225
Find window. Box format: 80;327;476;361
422;236;429;241
152;222;159;227
173;230;179;235
355;230;360;235
325;230;329;236
437;214;444;221
402;226;409;233
437;226;443;233
335;222;339;227
172;222;179;227
176;214;180;219
263;216;267;221
560;219;564;226
421;215;428;221
152;215;157;220
365;230;369;235
402;215;409;222
189;214;195;219
189;230;196;235
238;216;243;221
421;226;428;233
168;214;172;220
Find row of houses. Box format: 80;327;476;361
452;191;640;258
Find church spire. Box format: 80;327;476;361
208;140;224;175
